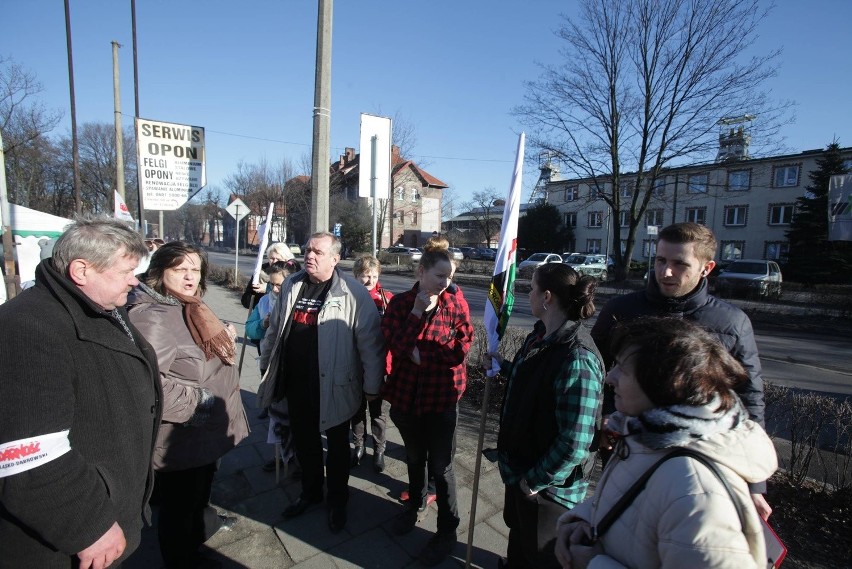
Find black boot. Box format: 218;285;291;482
373;451;385;473
350;445;365;468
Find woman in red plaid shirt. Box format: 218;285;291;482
382;237;474;566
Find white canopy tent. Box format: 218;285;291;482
0;204;73;287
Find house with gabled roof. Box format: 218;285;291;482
329;145;449;248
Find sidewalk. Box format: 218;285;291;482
125;283;509;569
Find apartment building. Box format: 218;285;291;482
545;144;852;263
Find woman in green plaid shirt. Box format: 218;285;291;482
489;263;605;569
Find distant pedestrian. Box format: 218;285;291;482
382;237;474;566
487;263;604;569
0;216;161;569
241;242;295;309
127;241;249;568
258;232;385;534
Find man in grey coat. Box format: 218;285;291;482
0;217;161;569
259;232;385;534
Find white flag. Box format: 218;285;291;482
251;203;276;286
828;174;852;241
114;191;134;222
484;133;524;377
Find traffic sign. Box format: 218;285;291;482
226;198;249;222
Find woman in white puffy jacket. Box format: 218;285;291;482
555;317;777;569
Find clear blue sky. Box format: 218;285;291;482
2;0;850;212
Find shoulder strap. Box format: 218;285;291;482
593;447;747;541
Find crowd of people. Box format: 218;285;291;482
0;217;779;569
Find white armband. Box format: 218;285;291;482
0;430;71;478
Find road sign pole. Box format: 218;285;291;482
234;205;240;282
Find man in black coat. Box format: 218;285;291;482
0;217;162;569
591;222;771;520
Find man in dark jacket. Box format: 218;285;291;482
591;222;772;520
0;217;162;569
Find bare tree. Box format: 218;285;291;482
460;188;503;247
1;56;62;208
514;0;792;279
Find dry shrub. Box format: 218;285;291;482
765;382;852;494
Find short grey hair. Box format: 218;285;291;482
266;242;295;261
309;231;341;256
53;216;148;275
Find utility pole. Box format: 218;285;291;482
112;41;125;201
64;0;82;214
310;0;333;233
131;0;144;232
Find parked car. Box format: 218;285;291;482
562;253;611;281
518;252;563;277
469;247;497;261
459;246;476;259
287;243;302;256
448;247;464;262
714;259;782;299
377;246;422;265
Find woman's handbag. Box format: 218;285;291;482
592;447;785;568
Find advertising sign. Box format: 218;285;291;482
136;118;206;211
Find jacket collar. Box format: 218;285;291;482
523;318;583;361
35;259;143;355
645;272;709;315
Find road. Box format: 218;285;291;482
208;250;852;396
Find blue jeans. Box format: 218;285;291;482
391;406;460;533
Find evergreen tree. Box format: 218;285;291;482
518;202;574;253
785;142;851;284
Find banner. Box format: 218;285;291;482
484;132;525;377
114;191;134;222
828;174;852;241
251;203;276;285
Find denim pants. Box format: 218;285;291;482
391;406;460;533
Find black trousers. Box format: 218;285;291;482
155;463;221;568
350;395;387;451
503;484;567;569
391;406;460;533
289;408;351;509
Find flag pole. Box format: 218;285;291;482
465;133;525;568
238;203;275;376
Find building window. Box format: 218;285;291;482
564;186;578;202
397;211;405;223
688;173;708;194
653;177;666;196
773;165;800;188
765;241;789;262
586;239;602;254
620;181;632;198
720;241;744;260
565;212;577;228
768;203;794;225
588;211;603;228
727;169;751;191
723;205;748;227
619;210;630;228
620;239;628;254
410;188;419;201
412;211;418;224
646;208;664;227
589;184;603;199
685;207;706;224
395;187;405;201
643;239;658;257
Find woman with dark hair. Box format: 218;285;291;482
127;241;249;568
555;317;777;569
382;237;474;567
486;263;604;569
